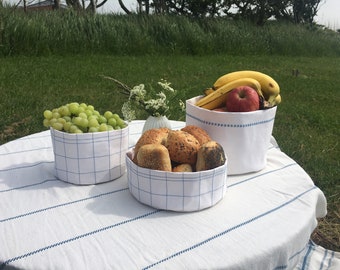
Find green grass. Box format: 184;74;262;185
0;56;339;248
1;10;340;57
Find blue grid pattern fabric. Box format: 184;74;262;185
50;126;129;185
1;120;338;270
126;152;227;212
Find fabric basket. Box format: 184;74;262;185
126;151;228;212
50;126;129;185
186;96;277;175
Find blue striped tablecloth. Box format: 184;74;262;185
0;120;339;270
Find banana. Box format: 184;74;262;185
212;70;280;104
203;88;215;96
195;78;262;110
273;94;281;105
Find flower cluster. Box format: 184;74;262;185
104;76;185;122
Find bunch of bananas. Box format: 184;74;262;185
196;70;281;110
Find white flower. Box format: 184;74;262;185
103;76;185;121
121;102;136;122
157;80;175;93
130;84;146;102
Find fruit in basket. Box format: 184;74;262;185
210;70;281;106
195;77;262;110
212;107;227;112
225;86;260;112
43;102;127;133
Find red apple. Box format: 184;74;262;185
225;86;260;112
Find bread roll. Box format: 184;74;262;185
136;144;172;172
196;141;226;171
172;164;193;172
165;130;200;165
181;125;211;145
133;128;170;163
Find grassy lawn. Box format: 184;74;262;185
0;54;339;250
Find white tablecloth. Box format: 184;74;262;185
0;121;339;270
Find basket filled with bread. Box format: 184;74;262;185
126;125;228;212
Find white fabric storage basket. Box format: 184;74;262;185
126;151;228;212
186;96;277;175
50;126;129;185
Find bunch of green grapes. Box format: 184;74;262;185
43;102;127;133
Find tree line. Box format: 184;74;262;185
20;0;324;26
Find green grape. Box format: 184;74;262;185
116;118;126;128
85;109;93;117
98;123;108;132
52;112;61;119
69;125;80;133
104;111;113;119
44;103;127;133
77;106;85;114
98;115;107;124
88;118;99;128
52;122;63;131
108;117;116;127
64;122;72;131
112;113;120;120
72;116;83;126
88;115;98;121
78;112;87;119
88;127;99;133
49;118;58;125
59;105;70;117
68;103;79;114
78;118;89;129
43;110;53;120
43;118;50;128
57;118;67;125
63;116;72;122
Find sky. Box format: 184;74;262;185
314;0;340;29
5;0;340;30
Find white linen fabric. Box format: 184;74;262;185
50;126;129;185
0;120;338;270
186;96;277;175
126;151;227;212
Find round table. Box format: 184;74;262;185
0;121;332;270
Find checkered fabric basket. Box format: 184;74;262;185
126;151;228;212
50;126;129;185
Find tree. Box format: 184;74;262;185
116;0;323;26
222;0;323;25
293;0;322;24
164;0;224;17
